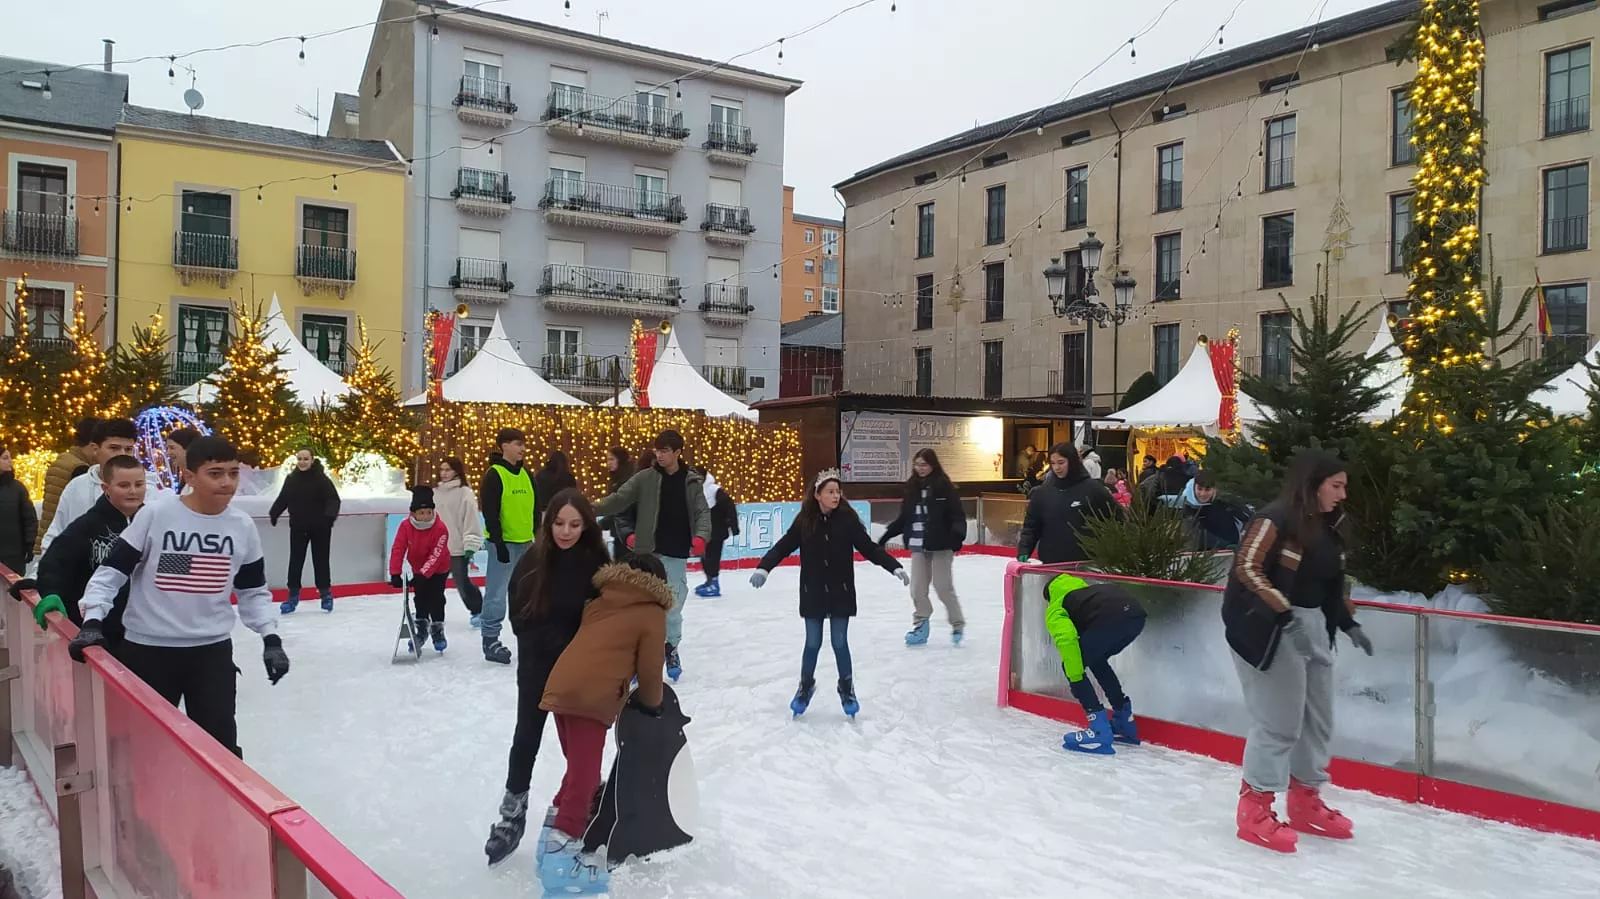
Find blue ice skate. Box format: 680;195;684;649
694;577;721;597
952;627;965;646
538;837;609;895
470;615;482;629
1063;710;1116;755
279;595;299;614
431;622;448;653
533;807;557;863
838;676;860;719
790;678;815;717
665;643;682;682
1110;700;1141;745
905;618;930;646
320;591;334;613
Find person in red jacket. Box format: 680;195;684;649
390;486;453;653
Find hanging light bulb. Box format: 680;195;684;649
431;17;440;42
332;174;339;192
41;72;51;100
487;141;494;155
565;0;571;8
93;198;100;216
889;210;896;230
675;79;682;100
257;187;264;204
778;38;784;61
891;1;897;11
168;56;177;83
298;37;307;65
1129;39;1136;61
1035;125;1043;136
1218;25;1225;48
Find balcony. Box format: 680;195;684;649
703;123;757;166
172;231;238;287
538;263;682;317
454;75;517;127
170;350;225;387
538;179;686;237
295;245;358;298
1543;214;1589;254
701;203;755;248
540;353;631;402
450;257;513;304
452;168;515;217
700;283;752;326
543;88;690;153
2;210;79;258
701;364;749;396
1546;95;1591;137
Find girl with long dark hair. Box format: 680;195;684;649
1223;450;1373;854
750;470;907;718
602;447;635;559
1017;443;1120;564
483;488;611;866
434;457;485;623
878;448;967;645
533;450;578;528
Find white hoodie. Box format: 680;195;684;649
702;471;720;507
42;464;163;555
434;478;484;557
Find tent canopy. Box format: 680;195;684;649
404;313;585;406
604;327;755;420
177;294;351;409
1536;338;1600;417
1109;344;1222;431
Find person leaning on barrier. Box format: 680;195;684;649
1016;443;1121;564
1046;573;1147;755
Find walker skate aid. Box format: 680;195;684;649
582;684;699;866
391;582;423;663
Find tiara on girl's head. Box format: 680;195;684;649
813;468;843;490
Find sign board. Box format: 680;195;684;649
838;412;1004;483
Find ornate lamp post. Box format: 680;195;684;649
1043;231;1136;415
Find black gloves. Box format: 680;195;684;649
68;619;105;663
8;577;38;601
628;693;663;718
495;541;511;564
263;634;290;685
390;574;404;589
876;533;890;548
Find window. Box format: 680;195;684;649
914;347;933;396
916;202;935;257
804;259;815;274
985;185;1006;245
450;322;491;374
1061;130;1091;147
1154;103;1188;121
175;304;229;383
545;327;581;360
1392;88;1416;165
822;257;840;286
983;262;1005;321
804;288;815;304
20;286;66;339
463;51;502;88
804;228;815;244
1543;163;1589;253
811;374;834;395
1062;332;1086;398
548;153;585;202
822;229;840;256
302;205;349;249
1543;283;1590;357
1062;249;1086;304
913;171;938;186
1065;165;1088;229
16;163;68;216
982;340;1004;398
634;167;668;211
1261;312;1293;384
1265;116;1296;190
822;287;840;312
1540;0;1597;19
1390;193;1413;273
1157;143;1183;211
1262;213;1295;288
301;314;349;372
710;99;742;143
180;190;231;236
550;66;586;110
915;274;934;330
1388;299;1410;321
374;65;382;97
1153;324;1180;386
982;152;1009;168
1154;233;1181;300
634;83;669;127
1546;45;1592;137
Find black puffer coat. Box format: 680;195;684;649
37;494;134;643
0;471;37;573
757;507;902;618
1017;472;1120;563
269;460;341;529
880;475;967;552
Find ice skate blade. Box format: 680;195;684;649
1238;828;1298;853
1061;738;1116;755
1288;820;1353;840
1113;734;1141;746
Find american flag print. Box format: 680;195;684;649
153;552;233;593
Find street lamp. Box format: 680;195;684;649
1044;230;1137;416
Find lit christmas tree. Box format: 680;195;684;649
108;312;178;415
332;318;419;467
0;274;53;452
57;285;110;434
202;303;302;460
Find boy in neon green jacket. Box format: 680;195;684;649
1045;573;1148;755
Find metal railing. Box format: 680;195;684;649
539;353;629;390
1543;214;1589;253
171;350;225;386
537;263;681;307
1265;155;1295;189
702;203;755;234
2;209;79;256
1508;331;1594;362
1155;276;1181;301
704;122;757;155
450;257;512;292
172;231;238;271
453;168;515;203
702;364;749;393
701;283;750;315
1157;178;1182;212
543;87;690;139
295;245;356;281
454;75;516;114
1546;94;1591;137
538;178;686;222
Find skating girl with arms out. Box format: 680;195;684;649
750;469;908;718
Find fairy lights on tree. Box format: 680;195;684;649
202;303;302;460
332;318;419;468
58;285;109;435
108;312;177;416
0;273;51;452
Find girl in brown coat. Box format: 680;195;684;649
536;553;671;893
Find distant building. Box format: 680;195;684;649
326;92;361;138
780;186;842;322
779;312;841;397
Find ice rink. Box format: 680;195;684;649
233;555;1600;898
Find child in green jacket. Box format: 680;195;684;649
1045;573;1147;755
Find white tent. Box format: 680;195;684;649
1110;344;1225;431
177;294;351;408
602;327;755;420
403;313;585;406
1238;316;1410;424
1535;339;1600;417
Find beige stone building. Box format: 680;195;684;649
835;0;1597;409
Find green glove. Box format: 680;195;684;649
33;594;67;630
1017;551;1030;562
464;550;475;564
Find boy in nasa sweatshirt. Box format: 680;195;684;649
69;436;289;758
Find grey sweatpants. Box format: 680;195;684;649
910;550;965;629
1233;606;1335;793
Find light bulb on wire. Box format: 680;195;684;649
298;37;306;65
168;56;177;83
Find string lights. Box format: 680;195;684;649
333;318;420;468
201;302;300;460
107;312;178;415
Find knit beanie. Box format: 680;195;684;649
410;485;436;512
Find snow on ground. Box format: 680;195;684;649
0;765;62;899
235;555;1600;898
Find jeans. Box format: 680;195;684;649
551;714;609;839
660;554;688;646
1235;606;1336;792
482;541;531;643
449;555;483;616
1066;615;1146;713
801;616;852;681
285;524;332;599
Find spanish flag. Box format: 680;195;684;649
1535;271;1552;339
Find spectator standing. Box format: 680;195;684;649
601;447;636;560
1017;443;1120;564
479;428;536;665
0;447;38;574
269;449;342;613
532;451;578;528
435;457;485;625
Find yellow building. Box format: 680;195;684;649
115;106;408;383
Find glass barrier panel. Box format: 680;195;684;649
1327;605;1417;771
30;627;76;755
100;679;275;899
982;495;1029;548
1423;614;1600;812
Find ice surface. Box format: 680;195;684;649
0;765;62;899
234;556;1600;898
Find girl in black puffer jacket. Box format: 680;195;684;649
269;449;341;612
0;447;38;574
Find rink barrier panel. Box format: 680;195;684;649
997;561;1600;844
0;564;404;899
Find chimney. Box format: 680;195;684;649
103;39;114;72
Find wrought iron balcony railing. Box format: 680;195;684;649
170;350;226;386
703;122;757;155
454;75;517;114
1543;214;1589;254
539;353;630;390
453;168;515;203
539;178;686;222
450;257;512;293
701;283;751;315
538;264;681;308
1;210;79;257
702;203;755;235
173;231;238;271
1546;95;1591;137
701;364;749;394
295;245;357;282
543;87;690;140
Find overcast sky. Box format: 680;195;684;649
8;0;1384;218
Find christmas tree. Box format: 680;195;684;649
0;274;57;452
108;313;177;415
331;319;419;468
57;286;110;435
202;303;302;461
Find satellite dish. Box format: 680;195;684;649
183;88;204;111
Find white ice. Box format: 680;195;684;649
233;556;1600;898
0;765;63;899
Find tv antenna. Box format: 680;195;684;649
179;65;203;114
294;90;321;134
596;10;609;33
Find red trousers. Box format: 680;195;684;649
552;713;609;839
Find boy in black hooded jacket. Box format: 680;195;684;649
31;454;147;644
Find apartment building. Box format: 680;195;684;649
356;0;800;402
780;185;845;322
0;52;127;344
326;92;362;139
835;0;1597;408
